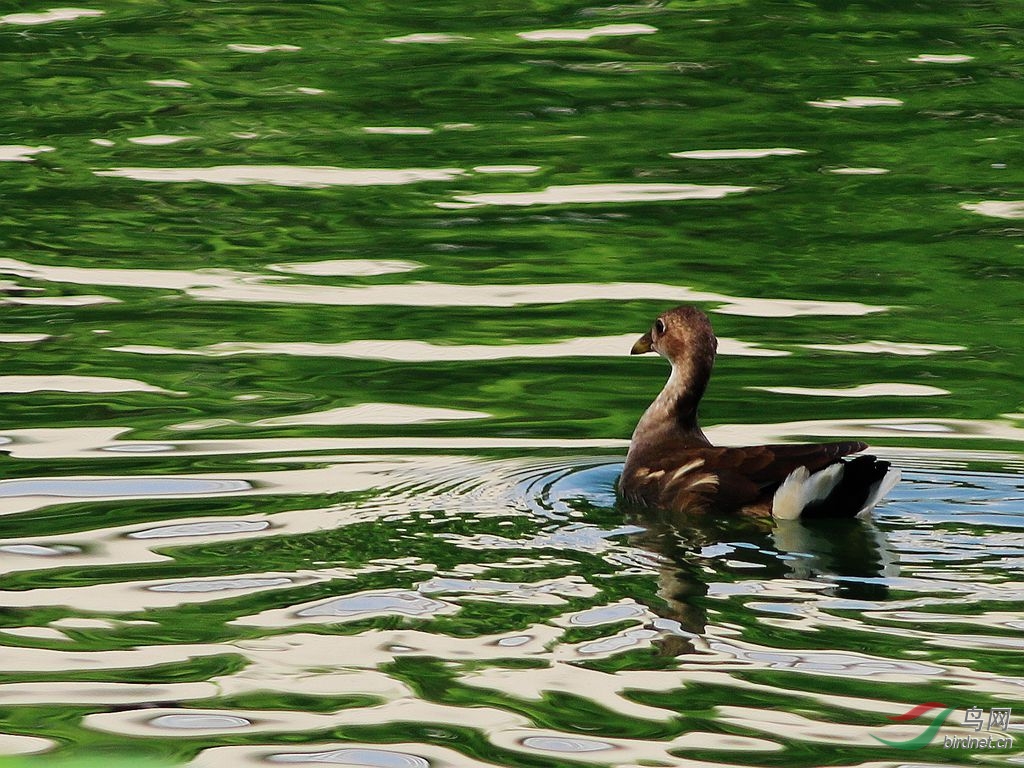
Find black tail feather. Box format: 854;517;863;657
801;455;891;519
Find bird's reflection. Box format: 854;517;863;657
622;504;896;654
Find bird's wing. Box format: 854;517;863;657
636;441;867;511
709;441;867;486
708;441;868;508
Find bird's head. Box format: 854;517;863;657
631;305;718;365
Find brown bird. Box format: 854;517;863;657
619;305;899;519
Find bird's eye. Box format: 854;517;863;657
654;318;666;335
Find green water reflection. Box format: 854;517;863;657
1;0;1022;765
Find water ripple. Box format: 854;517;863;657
0;452;1020;764
0;8;102;25
438;182;751;208
517;24;658;41
95;166;466;187
0;145;55;162
670;148;807;159
0;256;889;315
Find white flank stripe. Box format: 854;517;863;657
772;463;844;520
773;467;809;520
669;459;704;483
857;467;901;516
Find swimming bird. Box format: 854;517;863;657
619;305;899;519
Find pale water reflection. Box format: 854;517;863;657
0;145;55;162
383;33;473;44
114;334;788;361
362;126;435;135
94;166;466;187
225;44;302;53
0;256;889;314
960;200;1024;219
516;24;658;42
145;78;192;88
252;403;491;427
669;148;806;159
0;333;51;343
0;8;103;25
750;383;949;397
805;96;905;109
267;748;431;767
909;53;976;64
3;0;1023;765
824;167;891;175
438;183;752;208
0;375;176;394
801;340;965;355
267;259;423;276
126;135;198;146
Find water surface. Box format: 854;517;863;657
1;0;1023;765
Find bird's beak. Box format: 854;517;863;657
630;331;654;355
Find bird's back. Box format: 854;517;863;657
621;440;875;515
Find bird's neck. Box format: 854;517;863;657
631;360;712;448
